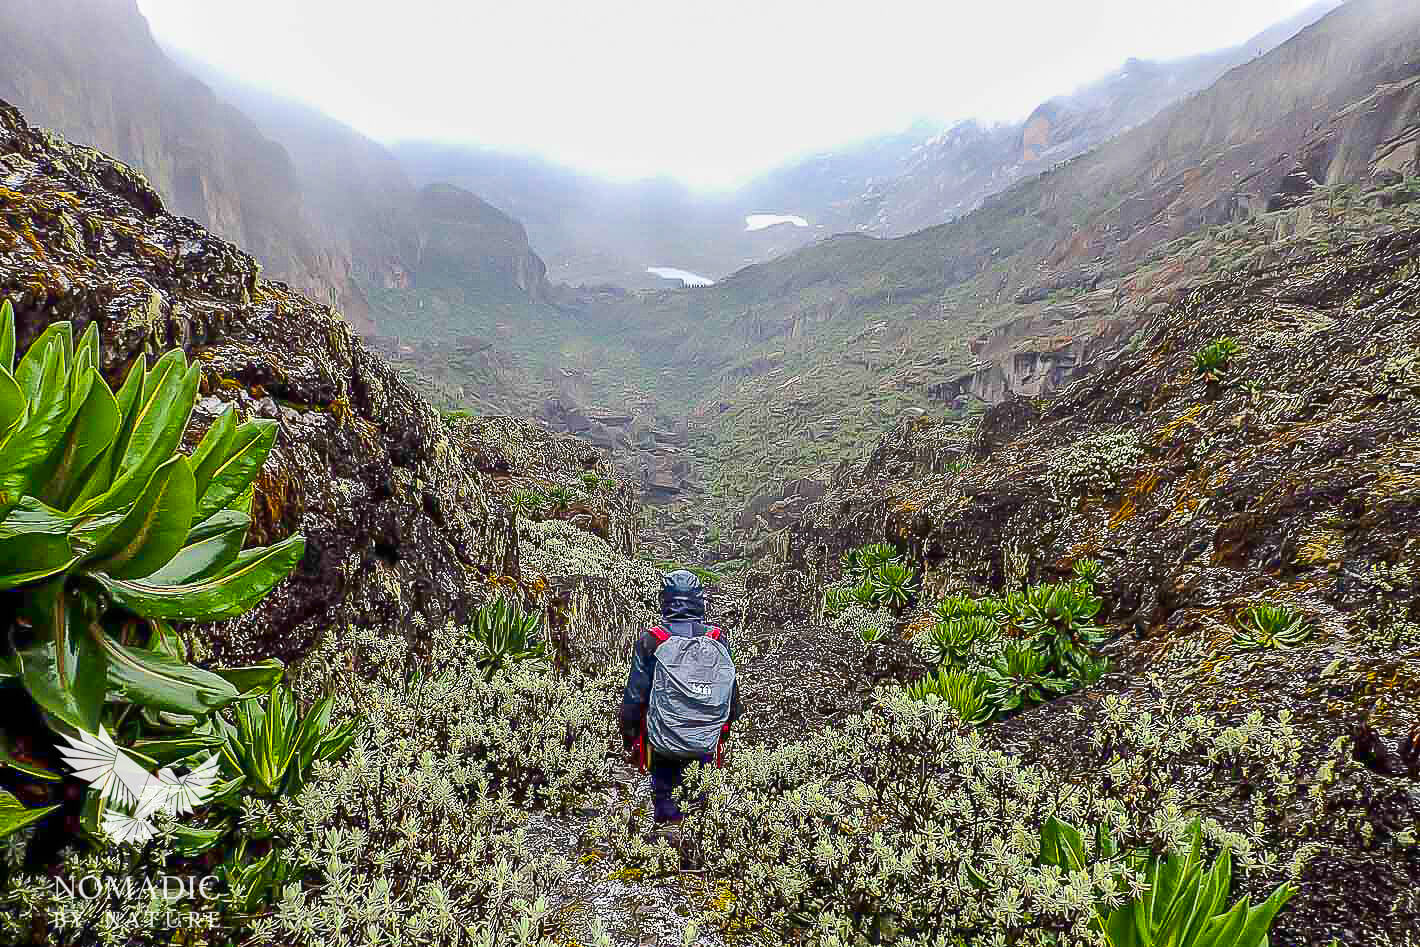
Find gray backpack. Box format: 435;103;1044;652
645;624;737;759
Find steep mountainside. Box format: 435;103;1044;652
0;0;558;336
164;52;426;296
0;0;370;324
860;1;1343;237
389;3;1335;290
744;212;1420;945
412;183;551;300
529;0;1420;549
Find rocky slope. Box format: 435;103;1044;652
0;96;639;669
755;217;1420;943
856;2;1343;238
531;0;1420;552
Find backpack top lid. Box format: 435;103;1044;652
650;623;722;643
660;569;705;619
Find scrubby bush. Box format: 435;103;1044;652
830;604;895;645
3;624;612;945
1051;428;1144;497
600;693;1311;946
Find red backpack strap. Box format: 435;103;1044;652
649;626;671;643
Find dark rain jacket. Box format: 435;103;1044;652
617;600;745;748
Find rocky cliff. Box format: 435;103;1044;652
0;96;639;668
0;0;380;330
0;0;558;337
413;183;551;302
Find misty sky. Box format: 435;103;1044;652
137;0;1335;190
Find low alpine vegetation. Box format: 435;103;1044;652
907;576;1109;723
217;682;360;799
1233;602;1313;650
1071;557;1103;586
905;667;992;724
1194;337;1241;381
601;692;1318;947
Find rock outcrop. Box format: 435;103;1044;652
0;98;632;667
413;183;551;303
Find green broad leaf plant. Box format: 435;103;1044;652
1194;337;1241;383
217;683;360;799
905;667;992;725
927;615;994;667
873;559;919;612
0;300;307;837
1038;816;1295;947
984;640;1071;715
1233;602;1312;651
466;595;546;681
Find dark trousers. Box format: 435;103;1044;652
649;750;713;823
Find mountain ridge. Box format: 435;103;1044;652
0;0;558;335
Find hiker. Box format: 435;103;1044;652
618;570;743;824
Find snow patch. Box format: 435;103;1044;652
745;214;809;232
647;267;714;287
